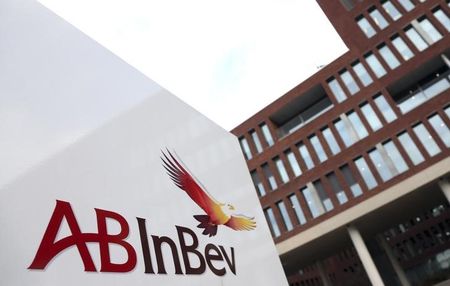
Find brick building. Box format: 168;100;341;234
232;0;450;285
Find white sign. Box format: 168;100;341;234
0;0;287;285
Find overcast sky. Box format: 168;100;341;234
39;0;347;131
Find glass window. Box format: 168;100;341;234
418;18;443;43
239;137;252;160
310;135;328;163
405;26;428;51
352;61;373;87
340;164;363;197
274;157;290;184
265;208;281;237
250;130;263;153
391;35;414;60
383;140;409;174
398;0;414;12
277;201;293;231
428;114;450;147
347;111;369;139
374;94;397;123
369;8;389;29
433;8;450;32
360;103;382;131
446;106;450;118
378;44;400;69
382;1;402;21
327;172;348;204
340;70;360;95
397;132;425;165
298;143;315;170
260;123;274;147
369;148;394;182
251;171;266;196
328;78;347;103
354;157;378;189
262;163;278;190
322;127;341;155
357;16;376;38
335;119;356;147
289;194;306;225
314;180;334;212
365;53;387;78
286;151;302;177
413;123;441;156
301;186;324;218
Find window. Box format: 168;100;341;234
286;151;302;177
397;132;425;165
374;94;397;123
446;106;450;118
277;201;293;231
340;0;355;11
274;85;333;138
383;140;409;174
274;157;290;184
239;137;252;160
365;53;387;78
382;1;402;20
391;35;414;60
433;8;450;32
413;123;441;156
357;16;376;38
328;78;347;103
418;18;443;43
289;194;306;225
251;171;266;196
262;163;278;190
405;26;428;51
352;61;373;87
260;123;274;147
301;186;324;218
354;157;378;189
347;111;369;139
360;102;382;131
369;8;389;29
314;180;334;212
340;70;360;95
327;172;348;204
265;208;281;237
369;148;394;182
378;44;400;69
310;135;327;163
334;119;356;147
389;63;450;114
340;164;363;197
428;114;450;147
250;130;263;153
322;127;341;155
397;0;414;12
298;143;315;170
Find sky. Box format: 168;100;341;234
38;0;348;131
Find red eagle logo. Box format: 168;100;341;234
161;150;256;237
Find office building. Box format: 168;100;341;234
232;0;450;285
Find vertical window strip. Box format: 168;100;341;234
265;208;281;237
250;130;263;153
397;132;425;165
277;201;294;231
413;123;441;156
289;194;307;225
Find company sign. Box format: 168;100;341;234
0;1;287;285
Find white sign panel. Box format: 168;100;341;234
0;1;287;285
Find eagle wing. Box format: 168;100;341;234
161;149;221;216
225;214;256;231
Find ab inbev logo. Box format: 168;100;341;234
28;150;256;276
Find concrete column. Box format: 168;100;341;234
347;225;385;286
315;261;332;286
377;235;411;286
438;178;450;203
